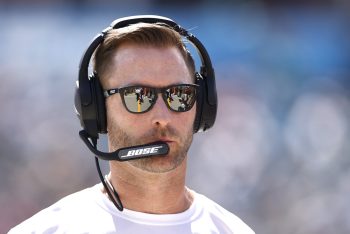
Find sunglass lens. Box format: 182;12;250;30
122;87;156;113
165;85;197;112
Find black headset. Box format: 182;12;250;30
75;15;217;141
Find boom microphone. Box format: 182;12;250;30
79;130;169;161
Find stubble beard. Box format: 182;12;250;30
107;117;193;173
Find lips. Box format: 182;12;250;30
157;138;175;144
143;138;174;148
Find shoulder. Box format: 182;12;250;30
192;191;255;234
8;184;103;234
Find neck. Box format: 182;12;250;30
105;158;193;214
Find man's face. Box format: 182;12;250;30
104;43;196;173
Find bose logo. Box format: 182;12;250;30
120;146;163;158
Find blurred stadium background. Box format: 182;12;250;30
1;0;349;233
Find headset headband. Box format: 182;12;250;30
76;15;217;139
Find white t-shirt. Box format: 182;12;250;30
8;184;255;234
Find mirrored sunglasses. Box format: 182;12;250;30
104;84;199;113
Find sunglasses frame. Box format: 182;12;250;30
104;83;199;114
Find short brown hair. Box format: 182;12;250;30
93;23;196;84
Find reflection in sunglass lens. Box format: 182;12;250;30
164;86;197;112
122;87;156;113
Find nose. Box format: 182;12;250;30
150;94;172;127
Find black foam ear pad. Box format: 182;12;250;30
193;71;217;133
91;74;107;134
198;75;216;132
193;73;204;133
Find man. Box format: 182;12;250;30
9;16;255;233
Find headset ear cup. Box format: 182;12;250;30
75;73;105;139
74;77;98;138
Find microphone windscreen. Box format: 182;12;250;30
118;142;169;161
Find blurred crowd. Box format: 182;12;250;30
0;1;349;233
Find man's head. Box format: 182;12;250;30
93;23;197;173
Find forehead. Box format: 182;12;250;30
105;43;193;88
